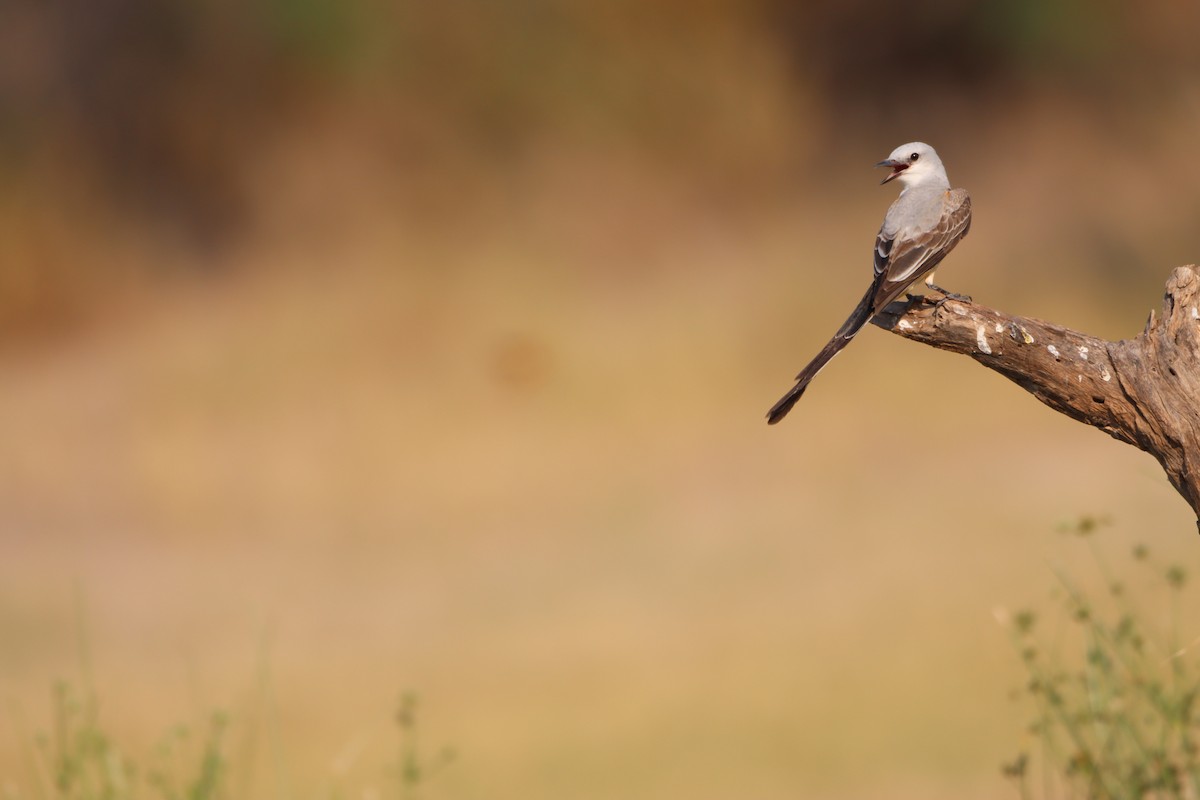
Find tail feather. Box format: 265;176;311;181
765;284;878;425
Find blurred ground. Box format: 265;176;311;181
2;2;1200;798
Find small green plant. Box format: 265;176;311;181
146;712;230;800
12;678;231;800
394;693;456;800
1001;516;1200;799
11;684;459;800
6;608;454;800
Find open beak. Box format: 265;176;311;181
875;158;908;185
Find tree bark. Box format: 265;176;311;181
870;266;1200;531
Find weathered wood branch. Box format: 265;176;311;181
871;266;1200;530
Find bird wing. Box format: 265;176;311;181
871;190;972;311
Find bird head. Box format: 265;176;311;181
875;142;948;188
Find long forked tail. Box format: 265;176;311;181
765;283;878;424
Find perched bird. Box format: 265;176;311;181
766;142;972;425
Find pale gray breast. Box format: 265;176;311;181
880;184;951;240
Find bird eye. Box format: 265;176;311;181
909;152;920;162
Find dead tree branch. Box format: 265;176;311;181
871;266;1200;530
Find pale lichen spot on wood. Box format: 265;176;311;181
976;325;992;354
1048;344;1061;359
898;319;913;330
1078;346;1089;361
1101;368;1112;382
1008;322;1035;344
1192;306;1198;320
994;323;1003;333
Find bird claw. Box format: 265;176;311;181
927;284;972;304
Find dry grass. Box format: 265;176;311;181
3;96;1200;799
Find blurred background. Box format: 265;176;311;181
3;0;1200;797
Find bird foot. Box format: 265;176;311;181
927;284;972;304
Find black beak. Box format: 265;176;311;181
875;158;908;185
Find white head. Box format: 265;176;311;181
875;142;949;189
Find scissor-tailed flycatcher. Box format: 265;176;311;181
766;142;972;425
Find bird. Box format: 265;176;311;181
766;142;972;425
